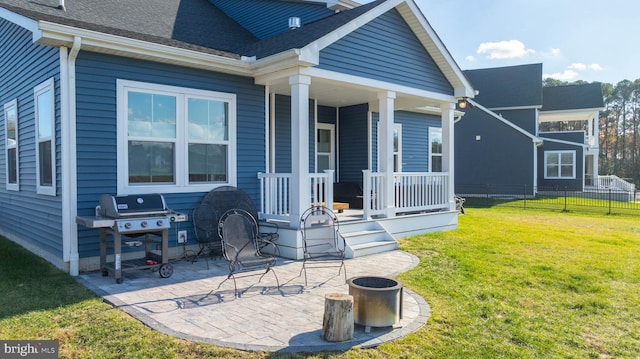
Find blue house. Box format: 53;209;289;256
0;0;474;275
454;63;613;196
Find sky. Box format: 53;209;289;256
366;0;640;85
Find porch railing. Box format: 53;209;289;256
257;171;334;222
362;170;450;219
597;175;636;192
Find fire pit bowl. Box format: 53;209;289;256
347;276;403;329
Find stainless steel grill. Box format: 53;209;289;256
76;194;187;283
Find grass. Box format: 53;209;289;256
1;208;639;358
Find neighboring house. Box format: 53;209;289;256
455;63;607;196
0;0;474;274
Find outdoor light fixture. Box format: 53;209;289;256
457;98;473;109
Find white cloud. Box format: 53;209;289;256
476;40;535;59
550;48;561;57
465;55;476;62
589;64;603;71
568;63;587;71
543;70;579;81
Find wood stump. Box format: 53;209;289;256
322;293;354;342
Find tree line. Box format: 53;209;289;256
543;78;640;186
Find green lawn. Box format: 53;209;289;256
1;208;639;358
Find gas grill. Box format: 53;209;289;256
76;194;187;283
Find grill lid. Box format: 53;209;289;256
98;194;168;218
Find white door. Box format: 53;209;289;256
316;123;334;173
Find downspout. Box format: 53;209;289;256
62;36;81;275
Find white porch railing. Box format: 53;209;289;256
362;170;450;219
257;171;334;222
597;175;636;192
259;170;451;222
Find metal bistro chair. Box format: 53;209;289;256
299;205;347;286
215;209;280;297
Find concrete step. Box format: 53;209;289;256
341;229;387;246
340;220;397;258
349;240;398;258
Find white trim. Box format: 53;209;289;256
544;150;576;179
116;79;237;195
394;123;402;172
37;22;251;76
468;99;542;144
488;105;542;111
0;8;42;41
3;99;19;191
264;85;271;173
34;77;56;196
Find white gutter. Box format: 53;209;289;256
468;99;542;145
61;36;81;276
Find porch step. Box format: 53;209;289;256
340;221;397;259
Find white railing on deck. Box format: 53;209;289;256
597;175;636;192
394;172;449;212
258;171;334;222
362;170;450;219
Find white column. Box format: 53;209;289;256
592;112;600;179
378;91;396;217
289;75;311;228
441;102;456;211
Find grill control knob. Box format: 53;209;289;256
124;222;132;229
156;219;164;226
141;221;148;228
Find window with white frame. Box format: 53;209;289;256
393;124;402;172
34;78;56;196
117;80;236;194
544;150;575;179
429;127;442;172
4;99;19;191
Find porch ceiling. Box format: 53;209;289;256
266;76;446;111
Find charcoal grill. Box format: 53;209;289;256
76;194;187;283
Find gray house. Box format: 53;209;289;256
455;63;607;195
0;0;474;275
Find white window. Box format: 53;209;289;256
393;124;402;172
4;99;19;191
34;78;56;196
429;127;442;172
117;80;236;194
544;150;575;179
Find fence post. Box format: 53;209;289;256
523;184;527;209
608;187;612;215
563;187;568;212
486;184;490;207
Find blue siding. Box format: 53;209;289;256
0;19;63;258
338;104;369;183
495;109;537;135
319;9;453;95
455;107;535;192
396;111;439;172
273;95;315;173
210;0;333;39
75;51;265;258
537;142;584;190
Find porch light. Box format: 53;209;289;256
457;98;469;109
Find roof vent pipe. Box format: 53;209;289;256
58;0;66;11
288;17;301;30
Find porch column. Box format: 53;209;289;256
378;90;396;218
290;74;311;228
441;102;456;211
592;112;599;179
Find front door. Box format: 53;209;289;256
316;124;335;173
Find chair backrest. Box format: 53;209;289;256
300;206;343;257
218;209;261;263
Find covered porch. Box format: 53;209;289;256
253;70;462;260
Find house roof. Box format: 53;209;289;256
541;83;604;112
0;0;257;59
464;63;543;109
0;0;386;60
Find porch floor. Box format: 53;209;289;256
75;250;430;352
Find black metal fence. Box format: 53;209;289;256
457;184;640;216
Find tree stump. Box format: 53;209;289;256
322;293;354;342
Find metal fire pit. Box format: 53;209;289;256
347;276;403;331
